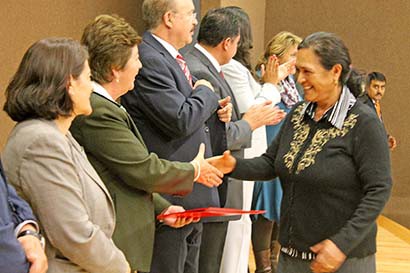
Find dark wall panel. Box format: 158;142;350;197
265;0;410;228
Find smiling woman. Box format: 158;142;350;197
2;37;131;273
208;32;392;273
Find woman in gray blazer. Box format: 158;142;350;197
2;38;130;273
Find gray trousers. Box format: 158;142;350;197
277;252;375;273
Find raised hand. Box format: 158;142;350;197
206;150;236;174
261;55;279;85
217;96;232;123
310;239;346;273
191;143;223;187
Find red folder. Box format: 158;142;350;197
157;207;265;220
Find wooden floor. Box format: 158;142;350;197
249;216;410;272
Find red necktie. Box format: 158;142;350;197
219;70;225;79
176;54;193;87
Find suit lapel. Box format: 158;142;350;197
66;132;114;204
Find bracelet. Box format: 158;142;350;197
17;230;45;248
191;160;200;181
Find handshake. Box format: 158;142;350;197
190;144;237;188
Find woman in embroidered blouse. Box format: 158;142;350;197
208;32;392;273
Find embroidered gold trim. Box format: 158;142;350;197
284;104;358;174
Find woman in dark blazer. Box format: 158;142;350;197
70;14;223;273
2;38;130;273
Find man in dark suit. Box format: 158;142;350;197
359;71;397;150
0;162;47;273
120;0;232;272
183;8;284;273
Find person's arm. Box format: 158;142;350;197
311;114;392;273
73;104;221;194
132;55;220;138
0;166;47;273
18;136;129;273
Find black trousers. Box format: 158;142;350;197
150;222;203;273
198;222;229;273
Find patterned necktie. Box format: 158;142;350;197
176;54;193;87
219;70;225;79
374;100;382;120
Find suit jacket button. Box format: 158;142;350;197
204;126;210;133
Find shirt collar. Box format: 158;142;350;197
194;43;222;73
151;33;180;59
92;82;115;102
302;85;357;129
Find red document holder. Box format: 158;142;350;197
157;207;265;220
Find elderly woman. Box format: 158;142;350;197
2;38;130;272
70;14;223;273
209;32;392;273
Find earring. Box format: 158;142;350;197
116;78;120;83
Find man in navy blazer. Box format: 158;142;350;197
0;162;47;273
121;0;231;272
183;8;285;273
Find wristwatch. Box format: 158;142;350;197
17;229;46;249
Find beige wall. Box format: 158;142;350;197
0;0;144;149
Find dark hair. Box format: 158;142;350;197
224;6;253;72
197;7;240;47
4;38;88;122
298;32;362;97
81;14;141;84
366;71;386;86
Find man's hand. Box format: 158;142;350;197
18;233;48;273
191;144;223;187
388;135;397;150
206;150;236;174
242;101;286;130
194;79;214;91
161;205;200;228
310;239;346;273
217;96;232;123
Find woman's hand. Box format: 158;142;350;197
191;144;223;187
310;239;346;273
206;150;236;174
160;205;200;228
261;55;280;85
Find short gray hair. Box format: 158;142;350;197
142;0;176;30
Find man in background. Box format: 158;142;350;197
361;71;397;150
184;8;284;273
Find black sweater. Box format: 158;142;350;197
232;100;392;258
